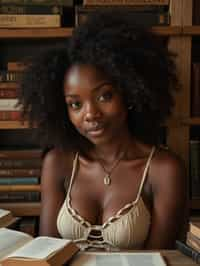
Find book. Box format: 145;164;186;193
0;158;41;169
0;149;42;159
0;177;39;185
189;221;200;239
83;0;169;5
69;251;166;266
0;228;79;266
7;62;28;72
0;191;40;202
0;71;22;82
83;0;168;6
0;169;40;177
0;14;61;28
176;240;200;264
0;5;63;15
0;208;14;227
191;63;200;117
0;82;19;89
0;90;19;99
0;111;21;120
190;140;200;198
75;6;170;27
187;231;200;252
0;0;73;7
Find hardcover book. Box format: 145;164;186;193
0;228;79;266
75;6;170;26
0;209;14;227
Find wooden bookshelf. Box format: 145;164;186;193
0;27;73;39
0;202;40;216
0;121;29;129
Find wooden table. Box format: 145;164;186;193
161;250;198;266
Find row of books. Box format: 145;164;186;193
0;0;171;28
0;149;42;203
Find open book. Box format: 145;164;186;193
69;252;166;266
0;228;79;266
0;209;18;228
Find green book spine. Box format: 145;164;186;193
0;177;39;185
0;5;63;14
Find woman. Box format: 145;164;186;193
19;12;187;250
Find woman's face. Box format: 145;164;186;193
64;64;128;145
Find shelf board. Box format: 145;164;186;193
0;202;40;216
182;117;200;126
151;26;182;35
0;27;73;39
0;26;182;39
0;121;29;129
182;26;200;35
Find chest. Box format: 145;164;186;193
68;159;152;225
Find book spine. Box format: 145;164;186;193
0;169;41;177
76;8;170;26
0;5;63;15
0;99;20;111
0;158;41;168
0;191;40;201
0;82;19;89
0;14;61;28
7;62;28;72
83;0;169;6
0;90;18;98
0;149;42;158
190;140;200;198
0;177;39;185
0;71;21;82
191;63;200;117
0;0;73;7
176;240;200;264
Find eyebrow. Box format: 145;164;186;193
65;81;112;98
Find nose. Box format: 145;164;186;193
84;102;101;122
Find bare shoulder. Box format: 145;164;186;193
42;148;75;185
149;146;186;191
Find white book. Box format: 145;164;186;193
70;252;166;266
0;228;79;266
0;99;21;111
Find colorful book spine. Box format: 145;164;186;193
75;6;170;26
0;5;63;15
0;14;61;28
0;90;18;99
0;177;39;185
0;169;41;177
0;71;22;82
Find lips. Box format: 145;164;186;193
86;123;105;137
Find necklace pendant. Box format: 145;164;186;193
104;174;111;186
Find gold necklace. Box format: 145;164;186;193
96;150;126;186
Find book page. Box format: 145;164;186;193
0;228;32;260
70;252;166;266
0;209;10;218
7;236;71;260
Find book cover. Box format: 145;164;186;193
0;0;73;7
0;228;79;265
83;0;169;6
0;5;63;15
0;90;19;99
0;111;21;120
0;14;61;28
75;6;170;26
190;140;200;198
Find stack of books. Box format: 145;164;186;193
187;220;200;253
0;0;74;28
75;0;170;27
0;61;27;122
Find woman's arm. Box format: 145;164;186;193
39;149;67;237
144;150;188;249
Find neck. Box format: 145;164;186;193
93;130;134;164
